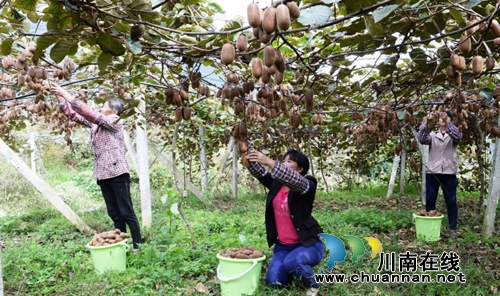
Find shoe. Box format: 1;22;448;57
306;286;320;296
133;248;140;254
450;230;458;239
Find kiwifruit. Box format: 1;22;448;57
237;141;248;153
172;91;182;106
130;24;145;42
261;66;271;84
221;43;235;65
486;56;495;71
478;19;488;34
179;89;189;101
182;106;191;120
247;3;261;28
264;46;275;67
445;65;455;79
236;34;248;52
251;58;263;79
304;89;313;104
248;80;255;91
458;36;471;54
456;56;466;71
495;37;500;46
274;71;284;85
453;72;462;86
253;26;260;39
472;55;483;75
259;28;273;43
276;4;291;31
175;108;182;122
227;73;239;84
265;64;276;76
458;92;467;104
450;53;460;68
466;19;478;35
262;7;276;34
286;1;300;19
491;19;500;37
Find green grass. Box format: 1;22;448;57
1;186;498;295
1;143;499;295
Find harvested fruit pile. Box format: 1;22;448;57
219;247;264;259
89;229;131;246
416;210;442;217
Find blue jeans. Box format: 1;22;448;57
425;174;458;230
266;240;324;288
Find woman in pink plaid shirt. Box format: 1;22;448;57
48;82;142;250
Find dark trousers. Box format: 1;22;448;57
425;174;458;230
98;173;142;248
266;240;324;288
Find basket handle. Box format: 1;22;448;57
217;260;258;282
412;215;415;225
123;243;130;252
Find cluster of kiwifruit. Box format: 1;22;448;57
231;121;247;141
416;210;442;217
89;229;131;247
311;113;323;125
247;2;300;44
219;247;264;259
189;71;202;89
251;46;286;85
409;160;422;173
447;16;500;86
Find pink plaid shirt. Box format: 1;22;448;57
59;100;129;180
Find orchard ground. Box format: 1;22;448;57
1;143;499;295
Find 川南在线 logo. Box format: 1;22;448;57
318;233;383;271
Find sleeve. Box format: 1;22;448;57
445;123;462;144
417;124;431;145
270;161;310;195
70;100;122;132
59;101;92;128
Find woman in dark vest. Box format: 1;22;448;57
244;143;323;296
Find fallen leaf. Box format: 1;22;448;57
196;282;209;293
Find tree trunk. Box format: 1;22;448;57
386;154;400;198
172;123;196;249
232;140;238;198
410;127;428;204
483;115;500;238
199;125;207;196
212;138;235;195
474;118;486;200
400;149;406;195
136;100;152;227
0;138;92;234
308;135;315;178
123;130;139;173
483;136;500;238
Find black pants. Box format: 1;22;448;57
98;173;142;248
425;174;458;230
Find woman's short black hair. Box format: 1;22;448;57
107;98;124;115
283;149;310;176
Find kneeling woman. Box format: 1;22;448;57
244;146;324;295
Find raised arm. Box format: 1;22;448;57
417;123;431;145
245;149;312;195
49;82;122;132
444;122;462;145
59;101;92;127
